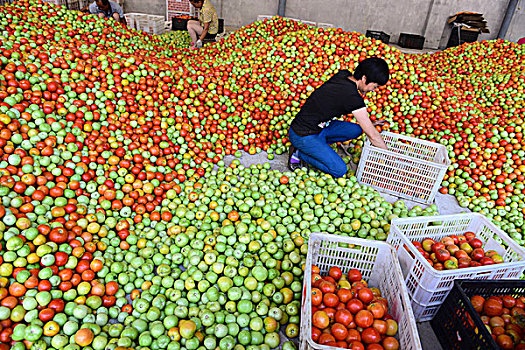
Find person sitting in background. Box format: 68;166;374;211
187;0;218;49
86;0;127;26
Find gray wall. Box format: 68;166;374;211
124;0;165;17
507;0;525;42
125;0;524;48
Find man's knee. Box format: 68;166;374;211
328;162;348;178
113;13;121;21
187;20;198;30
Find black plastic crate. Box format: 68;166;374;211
218;18;224;34
431;279;525;350
446;27;480;48
365;30;390;44
398;33;425;50
172;17;224;34
172;16;196;31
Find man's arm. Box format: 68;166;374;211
114;3;126;25
198;22;210;41
353;107;388;149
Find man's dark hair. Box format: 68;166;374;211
97;0;110;5
353;57;390;86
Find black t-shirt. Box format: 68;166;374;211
290;70;366;137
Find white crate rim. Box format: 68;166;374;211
362;131;451;167
301;233;422;350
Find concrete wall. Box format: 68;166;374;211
125;0;525;48
285;0;431;43
124;0;165;17
429;0;510;49
506;0;525;42
217;0;278;27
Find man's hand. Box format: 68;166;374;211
371;140;388;150
195;40;203;48
372;119;386;127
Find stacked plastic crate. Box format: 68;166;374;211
166;0;195;22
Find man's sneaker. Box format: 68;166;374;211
288;145;300;170
299;159;312;170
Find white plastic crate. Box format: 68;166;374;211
257;15;273;22
300;20;317;27
124;13;165;35
387;213;525;322
66;0;83;11
300;233;421;350
356;131;450;204
317;22;335;29
42;0;66;6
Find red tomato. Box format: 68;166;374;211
312;310;330;330
483;298;503;316
347;299;364;314
39;308;55;322
311;288;323;306
318;333;336;345
319;281;336;294
323;293;339;308
502;295;516;309
311;327;321;342
347;341;365;350
324;308;336;323
347;269;362;283
368;302;386;319
345;329;361;342
329;266;342;281
335;309;353;327
383;337;400;350
357;288;374;304
361;327;381;344
337;288;353;304
355;310;374;328
470;295;485;313
330;322;348;341
496;334;513;350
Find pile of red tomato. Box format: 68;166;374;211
0;0;524;347
411;232;504;270
470;294;525;349
310;266;399;350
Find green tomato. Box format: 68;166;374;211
24;324;43;342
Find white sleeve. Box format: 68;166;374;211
88;2;98;14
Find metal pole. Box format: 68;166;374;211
498;0;519;39
277;0;286;17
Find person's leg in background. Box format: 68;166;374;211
187;20;203;45
288;121;362;177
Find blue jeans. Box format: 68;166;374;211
288;120;363;178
